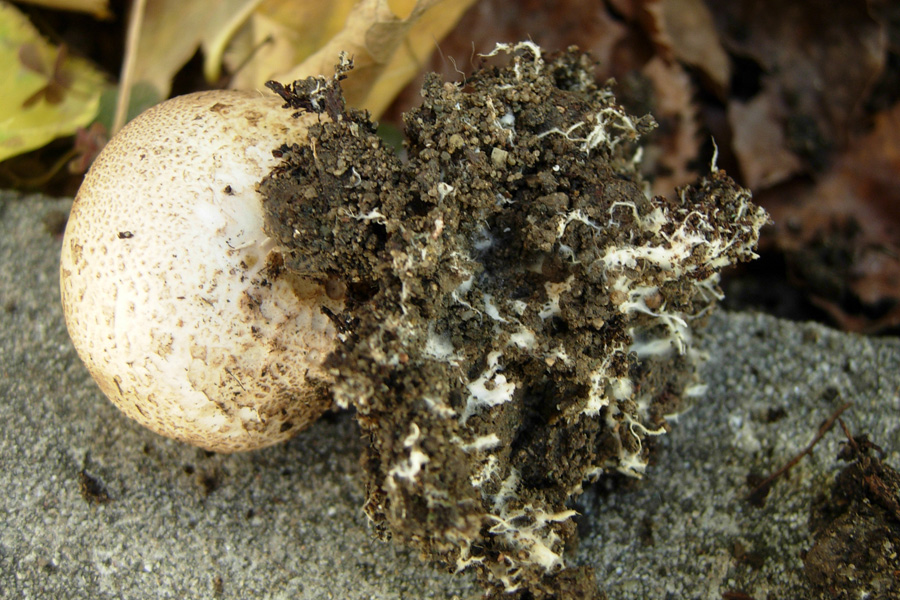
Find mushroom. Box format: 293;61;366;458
60;90;340;452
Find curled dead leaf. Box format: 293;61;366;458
728;90;804;190
641;56;702;197
770;104;900;333
709;0;886;171
639;0;730;95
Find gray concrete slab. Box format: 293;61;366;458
1;191;898;599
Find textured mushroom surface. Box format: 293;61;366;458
60;90;340;452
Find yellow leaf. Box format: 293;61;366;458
359;0;478;116
131;0;262;100
219;0;359;89
0;2;105;162
128;0;474;121
225;0;478;118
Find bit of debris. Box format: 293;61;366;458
746;401;852;507
804;422;900;600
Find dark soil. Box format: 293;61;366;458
259;44;766;599
805;434;900;600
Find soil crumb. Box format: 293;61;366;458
260;43;767;598
805;434;900;600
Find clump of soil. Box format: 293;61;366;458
260;44;767;599
805;435;900;600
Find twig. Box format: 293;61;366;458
746;401;852;506
838;418;858;451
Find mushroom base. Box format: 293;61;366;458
260;45;767;598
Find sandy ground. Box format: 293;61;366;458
1;191;898;599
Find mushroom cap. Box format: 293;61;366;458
60;90;339;452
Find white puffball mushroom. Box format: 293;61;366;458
60;89;341;453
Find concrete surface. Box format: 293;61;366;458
1;191;898;599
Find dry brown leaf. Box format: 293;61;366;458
639;0;730;95
770;104;900;332
270;0;478;117
709;0;886;169
728;89;804;190
606;0;639;20
641;56;702;197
